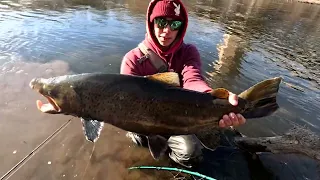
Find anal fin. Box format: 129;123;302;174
147;135;168;160
80;117;104;143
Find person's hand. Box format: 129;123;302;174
218;92;246;128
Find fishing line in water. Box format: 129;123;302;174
81;143;95;180
0;119;73;180
128;166;217;180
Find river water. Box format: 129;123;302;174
0;0;320;179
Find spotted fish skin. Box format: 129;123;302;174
29;72;282;135
30;72;282;159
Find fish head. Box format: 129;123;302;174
29;75;81;115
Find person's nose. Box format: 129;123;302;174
162;25;171;33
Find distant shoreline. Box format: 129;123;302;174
298;0;320;4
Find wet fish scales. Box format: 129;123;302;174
29;72;282;160
68;74;239;134
29;72;281;135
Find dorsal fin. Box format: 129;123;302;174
145;72;181;87
210;88;230;99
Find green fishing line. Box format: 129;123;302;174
128;166;217;180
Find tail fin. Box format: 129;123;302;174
239;77;282;119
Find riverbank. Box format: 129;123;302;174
298;0;320;4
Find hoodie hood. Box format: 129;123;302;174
143;0;188;59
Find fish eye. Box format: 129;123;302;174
47;89;58;98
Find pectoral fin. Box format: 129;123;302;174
80;117;104;143
147;135;168;160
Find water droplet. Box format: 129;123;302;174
13;150;17;154
48;161;51;164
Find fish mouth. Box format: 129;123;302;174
36;95;61;114
29;78;61;113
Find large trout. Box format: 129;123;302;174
29;72;282;159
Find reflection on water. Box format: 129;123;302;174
1;0;320;179
182;0;320;137
0;0;149;73
206;33;245;84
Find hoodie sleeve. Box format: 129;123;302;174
120;49;142;76
180;44;212;93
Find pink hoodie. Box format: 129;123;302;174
120;0;212;93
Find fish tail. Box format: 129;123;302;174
239;77;282;119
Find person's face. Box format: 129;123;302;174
153;17;183;47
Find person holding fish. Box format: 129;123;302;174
120;0;247;168
29;0;281;170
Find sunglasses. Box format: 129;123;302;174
154;18;183;31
